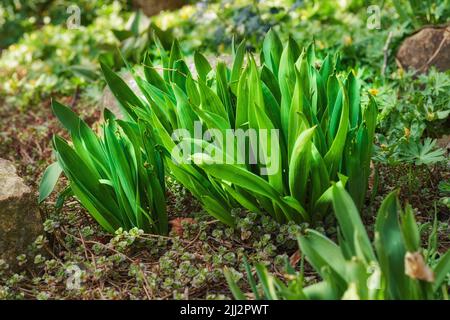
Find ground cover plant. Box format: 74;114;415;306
374;68;450;164
0;0;448;301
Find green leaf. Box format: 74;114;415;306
299;230;348;291
169;40;183;71
172;59;191;92
201;195;234;227
331;184;375;263
346;72;361;129
172;83;199;135
52;100;80;133
278;39;298;140
401;204;420;252
255;264;279;300
243;256;261;299
224;267;247;300
100;62;145;119
324;81;349;177
289;127;315;205
262;29;283;75
38;162;63;203
53;135;121;232
375;190;409;299
230;40;246;94
198;79;229;120
261;65;281;103
194;51;212;81
235;67;249;129
433;250;450;291
196;160;281;202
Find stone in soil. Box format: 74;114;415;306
396;26;450;73
133;0;186;17
0;158;43;269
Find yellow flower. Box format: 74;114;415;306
179;6;194;20
368;88;379;96
317;40;325;49
404;127;410;139
426;112;435;121
343;35;353;46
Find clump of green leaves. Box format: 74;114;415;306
39;101;168;235
102;30;377;227
226;184;450;300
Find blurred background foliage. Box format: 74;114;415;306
0;0;132;49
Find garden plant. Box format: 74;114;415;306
0;0;448;303
100;30;377;228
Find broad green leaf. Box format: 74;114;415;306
143;53;169;93
198;79;229;120
38;162;62;203
194;51;212;81
100;62;145;119
235;67;249;129
255;264;279;300
195;159;282;205
324;81;349;177
401;204;420;252
289;127;316;205
230;40;246;94
346;72;361;129
331;184;375;263
262;28;283;76
172;83;199;135
278;39;297;140
433;250;450;291
52;100;80;133
224;267;247;300
299;230;348;291
172;59;191;92
374;190;409;299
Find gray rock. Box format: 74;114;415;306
0;158;42;269
437;134;450;152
